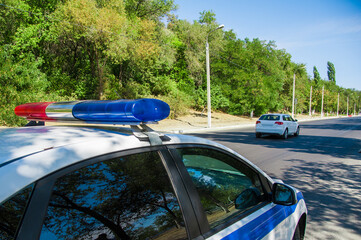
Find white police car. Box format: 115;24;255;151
0;99;307;240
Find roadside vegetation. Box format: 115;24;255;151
1;0;360;126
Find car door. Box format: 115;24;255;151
14;147;201;240
168;145;292;240
289;115;298;133
284;115;296;134
289;116;298;134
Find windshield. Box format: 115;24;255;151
259;115;280;120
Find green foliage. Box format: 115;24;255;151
313;66;321;84
0;2;360;127
194;85;230;111
199;10;216;25
0;47;71;126
124;0;176;20
210;85;230;110
156;90;192;118
327;61;336;82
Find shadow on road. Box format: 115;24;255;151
191;118;361;160
300;116;360;130
283;159;361;238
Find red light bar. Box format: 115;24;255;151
14;102;55;121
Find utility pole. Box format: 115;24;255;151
206;24;224;128
206;40;211;128
292;66;305;118
321;85;324;117
347;97;349;115
292;73;296;118
337;93;339;117
354;103;356;116
309;86;312;116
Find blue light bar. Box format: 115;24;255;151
73;99;170;123
15;99;170;124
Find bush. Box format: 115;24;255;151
0;48;72;126
155;91;193;119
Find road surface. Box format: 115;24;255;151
191;116;361;240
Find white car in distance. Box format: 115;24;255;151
256;114;300;139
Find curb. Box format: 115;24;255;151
170;123;255;134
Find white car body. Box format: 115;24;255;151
2;97;308;240
256;114;300;139
0;125;307;240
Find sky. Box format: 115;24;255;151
172;0;361;91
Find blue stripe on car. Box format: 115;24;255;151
221;192;304;240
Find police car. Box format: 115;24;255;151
0;99;307;240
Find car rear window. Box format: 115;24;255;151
259;115;280;120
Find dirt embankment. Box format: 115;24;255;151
152;110;341;132
152;110;257;132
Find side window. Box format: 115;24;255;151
0;184;34;240
40;151;187;240
176;148;267;228
272;115;280;121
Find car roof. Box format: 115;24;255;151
1;125;264;203
259;114;290;119
261;113;287;116
0;125;228;165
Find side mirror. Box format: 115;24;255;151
272;183;297;206
294;119;298;122
235;188;261;210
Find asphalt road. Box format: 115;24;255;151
191;116;361;240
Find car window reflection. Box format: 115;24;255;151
176;148;266;228
40;151;187;240
0;184;34;240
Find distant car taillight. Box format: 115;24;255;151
256;121;261;124
275;121;283;125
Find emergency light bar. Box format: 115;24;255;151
14;99;170;125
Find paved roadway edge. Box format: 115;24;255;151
169;115;359;134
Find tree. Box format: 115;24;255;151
313;66;321;84
1;1;361;126
0;46;70;126
199;10;216;25
327;61;336;82
124;0;176;21
48;0;129;99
